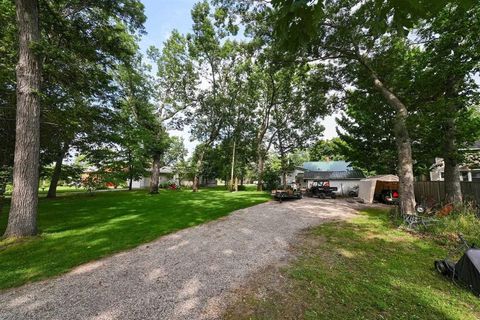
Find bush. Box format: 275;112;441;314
237;185;247;191
159;182;171;189
263;168;281;191
390;204;480;247
430;204;480;247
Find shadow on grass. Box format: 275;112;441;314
226;209;480;320
0;188;270;290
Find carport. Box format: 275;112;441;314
358;175;399;203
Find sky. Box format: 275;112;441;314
138;0;339;154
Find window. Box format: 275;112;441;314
440;172;445;179
472;171;480;182
461;172;470;181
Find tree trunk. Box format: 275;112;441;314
372;78;416;214
4;0;42;238
257;149;265;191
230;139;236;192
443;117;462;204
192;150;205;192
128;172;133;191
149;153;161;194
443;81;463;204
278;134;288;190
46;142;69;199
127;150;133;191
444;158;462;203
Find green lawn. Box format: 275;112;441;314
226;209;480;320
0;188;270;290
5;185;123;196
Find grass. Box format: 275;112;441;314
4;185;125;196
225;209;480;320
0;187;270;290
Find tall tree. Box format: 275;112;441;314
414;4;480;203
4;0;42;237
310;138;346;162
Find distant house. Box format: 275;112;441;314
131;166;177;189
430;142;480;182
131;167;217;189
283;161;365;195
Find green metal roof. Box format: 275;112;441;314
302;161;352;172
303;170;365;180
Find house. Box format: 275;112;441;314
430;142;480;182
131;166;177;189
131;167;217;189
283;161;365;195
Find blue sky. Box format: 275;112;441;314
139;0;197;55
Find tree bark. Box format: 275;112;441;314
443;82;463;204
4;0;42;238
256;149;265;191
128;171;133;191
277;133;289;190
149;153;161;194
127;150;133;191
230;139;236;192
192;150;205;192
444;157;462;203
372;78;416;214
46;142;69;199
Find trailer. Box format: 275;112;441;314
271;183;303;202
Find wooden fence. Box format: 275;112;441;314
414;181;480;203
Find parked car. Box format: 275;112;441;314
377;189;399;204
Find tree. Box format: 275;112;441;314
4;0;42;237
268;65;326;188
154;1;251;191
413;4;480;203
38;0;145;198
309;138;345;162
335;89;399;175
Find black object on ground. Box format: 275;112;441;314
435;234;480;296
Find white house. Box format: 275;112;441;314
282;161;365;195
430;142;480;182
131;166;177;189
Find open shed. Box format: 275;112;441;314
358;175;399;203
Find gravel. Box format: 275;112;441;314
0;198;362;320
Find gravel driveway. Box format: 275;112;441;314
0;198;366;320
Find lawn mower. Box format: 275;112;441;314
435;234;480;296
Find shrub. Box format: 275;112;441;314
237;185;247;191
159;182;171;189
390;204;480;247
430;204;480;247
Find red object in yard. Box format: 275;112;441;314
392;191;399;198
106;182;116;188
